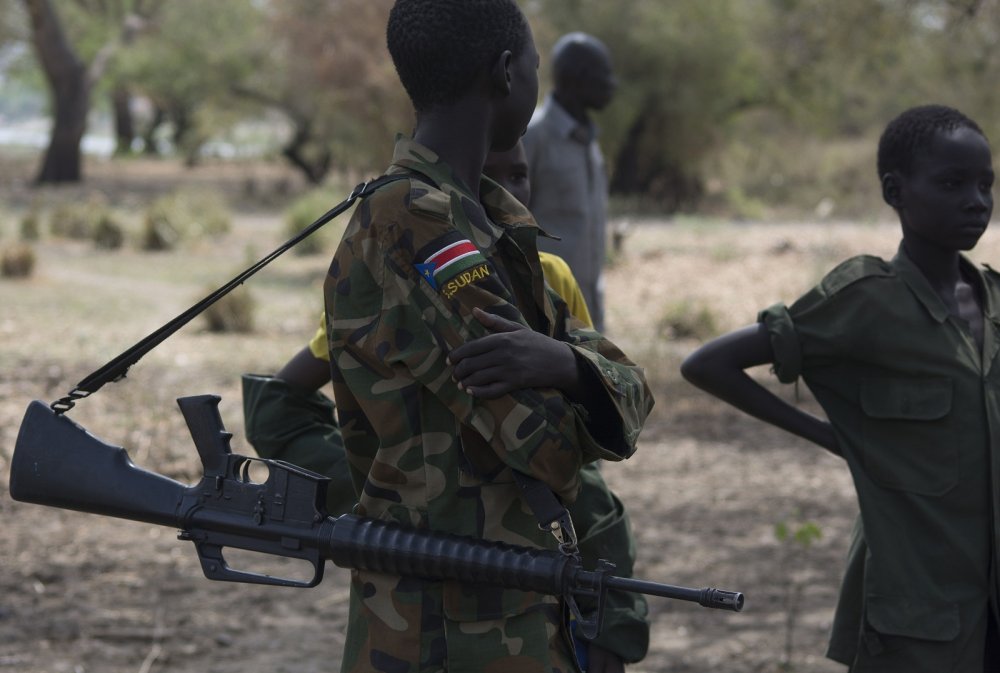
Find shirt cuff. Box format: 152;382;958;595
757;303;801;384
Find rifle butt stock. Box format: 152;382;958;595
9;400;187;528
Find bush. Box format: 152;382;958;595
657;300;719;340
20;210;41;241
50;195;107;239
2;244;36;278
93;215;126;250
284;186;349;256
141;188;232;251
202;288;255;333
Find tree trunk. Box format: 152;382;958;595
112;86;135;156
23;0;90;183
282;124;332;185
142;105;166;155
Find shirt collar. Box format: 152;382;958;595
387;135;539;247
892;243;994;324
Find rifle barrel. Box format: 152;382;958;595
605;576;744;612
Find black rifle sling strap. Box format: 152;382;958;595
50;174;410;415
512;470;579;556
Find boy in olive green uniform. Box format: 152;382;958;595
682;105;999;671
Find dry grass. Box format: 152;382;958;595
5;157;1000;672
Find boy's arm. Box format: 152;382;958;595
275;346;332;393
681;323;839;454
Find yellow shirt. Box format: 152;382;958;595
309;251;593;360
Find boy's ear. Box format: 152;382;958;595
882;173;903;208
490;49;514;97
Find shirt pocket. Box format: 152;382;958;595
859;377;956;496
865;593;960;641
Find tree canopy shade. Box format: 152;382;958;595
11;0;1000;209
230;0;410;183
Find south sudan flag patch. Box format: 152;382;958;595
415;231;490;297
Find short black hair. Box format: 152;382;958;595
387;0;529;113
877;104;987;178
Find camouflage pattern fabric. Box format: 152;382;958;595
325;137;653;673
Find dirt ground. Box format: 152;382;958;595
2;157;993;672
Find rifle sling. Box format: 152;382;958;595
50;174;410;414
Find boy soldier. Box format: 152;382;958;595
681;105;999;671
324;2;653;672
242;140;650;671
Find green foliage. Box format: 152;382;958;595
141;188;232;251
657;300;719;340
1;243;36;278
112;0;267;159
774;519;823;548
202;287;255;334
284;186;351;256
11;0;1000;214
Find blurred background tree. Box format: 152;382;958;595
3;0;1000;215
19;0;160;183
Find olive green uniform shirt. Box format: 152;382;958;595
760;246;1000;672
325;138;653;673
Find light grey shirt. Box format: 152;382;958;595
522;94;608;332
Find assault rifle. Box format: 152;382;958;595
9;394;743;639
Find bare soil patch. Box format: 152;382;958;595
4;163;998;672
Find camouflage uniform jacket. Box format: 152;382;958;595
325;137;653;673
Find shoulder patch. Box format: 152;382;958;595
414;230;490;296
820;255;893;296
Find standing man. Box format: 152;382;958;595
523;32;617;333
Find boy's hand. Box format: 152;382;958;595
447;307;579;398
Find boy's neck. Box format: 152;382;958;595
413;102;493;199
901;237;964;290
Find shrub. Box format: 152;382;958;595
141;188;232;251
1;244;36;278
92;215;125;250
202;288;255;333
656;300;719;340
50;199;98;239
20;210;41;241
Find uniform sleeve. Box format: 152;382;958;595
758;269;875;383
328;189;637;500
